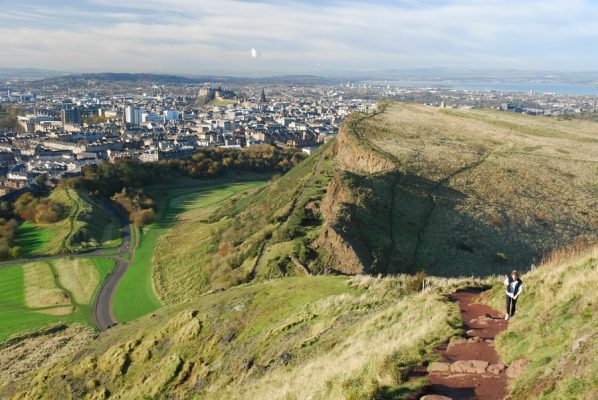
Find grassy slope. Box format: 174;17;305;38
0;257;115;342
481;244;598;399
330;102;598;276
152;144;336;305
15;188;121;257
2;275;475;400
113;177;268;322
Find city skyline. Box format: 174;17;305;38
1;0;598;75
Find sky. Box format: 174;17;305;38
0;0;597;76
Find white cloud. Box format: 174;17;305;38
0;0;597;73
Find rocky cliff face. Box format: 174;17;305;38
314;124;394;274
332;123;395;175
315;177;370;274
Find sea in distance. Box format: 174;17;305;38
365;80;598;96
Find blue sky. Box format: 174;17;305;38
0;0;597;75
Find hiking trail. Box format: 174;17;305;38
412;288;513;400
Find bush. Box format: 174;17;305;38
13;193;64;224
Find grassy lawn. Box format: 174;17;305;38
113;178;267;323
0;257;115;342
15;221;58;257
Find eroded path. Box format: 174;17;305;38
414;288;509;400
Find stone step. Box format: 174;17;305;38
447;336;493;350
428;360;506;375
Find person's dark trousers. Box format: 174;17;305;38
506;295;517;316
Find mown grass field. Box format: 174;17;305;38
481;243;598;399
113;177;268;322
1;274;484;399
0;257;115;342
15;188;121;257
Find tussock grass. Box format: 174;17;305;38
152;181;266;306
482;242;598;399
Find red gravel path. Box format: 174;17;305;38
412;288;509;400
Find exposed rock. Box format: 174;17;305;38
333;125;395;174
428;362;451;372
467;336;483;344
466;329;476;336
447;337;467;350
486;363;506;375
506;359;529;378
221;330;237;343
421;395;452;400
315;178;369;274
571;334;594;352
450;360;489;374
278;352;292;365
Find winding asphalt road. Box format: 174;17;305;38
0;201;134;331
92;203;132;330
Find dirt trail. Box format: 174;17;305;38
413;288;508;400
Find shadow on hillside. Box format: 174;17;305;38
332;170;548;277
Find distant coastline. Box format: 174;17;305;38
364;80;598;96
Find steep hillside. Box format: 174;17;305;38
152;144;336;304
153;102;597;304
0;275;479;399
481;242;598;399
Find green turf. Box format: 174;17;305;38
15;221;57;257
112;179;267;323
0;257;116;342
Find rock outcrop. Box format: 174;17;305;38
332;124;395;175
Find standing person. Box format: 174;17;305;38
504;270;523;320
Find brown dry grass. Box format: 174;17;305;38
23;262;71;308
53;258;99;304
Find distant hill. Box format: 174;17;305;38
26;72;200;87
0;67;66;81
24;72;339;87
